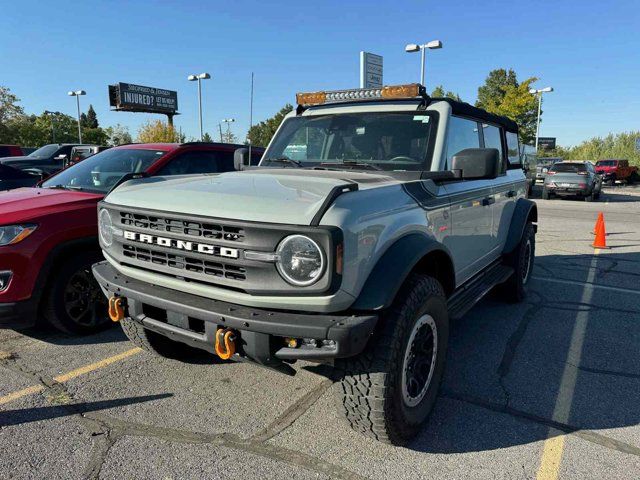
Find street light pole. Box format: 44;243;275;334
529;86;554;150
221;118;235;143
67;91;86;143
188;73;211;141
405;40;442;88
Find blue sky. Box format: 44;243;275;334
2;0;638;146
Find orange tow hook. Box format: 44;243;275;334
215;328;236;360
108;296;125;322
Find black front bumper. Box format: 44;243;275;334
92;261;377;365
0;299;37;329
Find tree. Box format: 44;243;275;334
221;129;238;144
431;85;462;101
136;119;177;143
85;105;99;128
247;104;293;147
476;69;518;110
475;69;539;145
0;86;25;143
202;132;214;142
104;124;133;146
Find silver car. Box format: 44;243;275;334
542;161;602;201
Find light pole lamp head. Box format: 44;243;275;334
541;86;554;93
68;90;86;96
197;73;211;80
187;74;197;81
529;88;538;94
405;43;420;53
426;40;443;49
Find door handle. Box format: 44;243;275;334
482;196;495;206
506;190;516;198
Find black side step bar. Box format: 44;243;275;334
447;263;514;320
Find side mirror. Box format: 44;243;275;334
451;148;501;180
234;148;249;171
54;154;68;162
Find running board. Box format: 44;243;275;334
447;264;514;320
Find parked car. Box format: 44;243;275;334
93;83;536;445
535;157;562;182
0;145;24;157
520;144;538;195
0;143;84;177
595;159;639;184
0;142;264;334
542;161;603;201
65;145;110;168
0;164;41;191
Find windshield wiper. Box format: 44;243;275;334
44;184;84;191
264;157;303;168
319;160;382;171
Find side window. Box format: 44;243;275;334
54;145;74;162
481;124;504;164
158;151;225;176
445;116;480;168
505;131;520;167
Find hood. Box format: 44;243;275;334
105;169;399;225
0;156;32;163
0;187;103;224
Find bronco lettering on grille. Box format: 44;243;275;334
123;231;239;258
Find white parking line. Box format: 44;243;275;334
531;275;640;296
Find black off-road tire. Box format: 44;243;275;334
333;274;449;445
120;317;203;361
498;222;535;303
42;251;110;335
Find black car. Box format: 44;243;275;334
0;164;41;191
0;143;84;176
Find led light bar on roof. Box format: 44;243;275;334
296;83;425;106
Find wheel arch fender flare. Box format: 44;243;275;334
503;198;537;255
351;233;455;311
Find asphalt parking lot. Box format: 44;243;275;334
1;185;639;480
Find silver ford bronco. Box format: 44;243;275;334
93;83;537;445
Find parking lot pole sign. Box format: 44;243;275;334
360;52;383;89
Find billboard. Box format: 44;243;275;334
359;52;383;89
538;137;556;150
109;82;178;114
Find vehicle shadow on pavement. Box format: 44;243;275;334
407;250;640;454
0;393;172;428
13;321;127;346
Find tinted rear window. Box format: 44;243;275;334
596;160;617;167
551;163;587;173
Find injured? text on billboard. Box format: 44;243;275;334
109;83;178;114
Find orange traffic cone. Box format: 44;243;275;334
592;212;603;235
592;214;609;249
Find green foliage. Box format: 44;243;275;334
136;119;177;143
86;105;98;128
431;85;462;101
3;112;79;146
82;127;108;145
542;132;640;167
476;69;539;145
202;132;214;143
247;104;293;147
104;124;132;146
0;86;25;143
221;129;238;144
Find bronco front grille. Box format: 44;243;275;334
122;244;247;281
119;212;244;242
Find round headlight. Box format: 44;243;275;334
99;209;113;247
276;235;325;286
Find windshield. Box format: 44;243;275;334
41;148;166;193
28;144;59;158
596;160;617;167
263;112;435;171
550;163;587;173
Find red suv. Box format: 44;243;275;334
0;142;263;334
0;145;24;157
